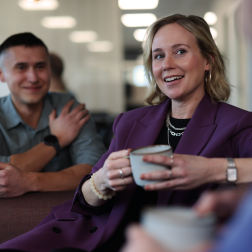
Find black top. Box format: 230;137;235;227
155;115;190;151
93;115;191;252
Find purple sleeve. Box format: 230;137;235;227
232;112;252;157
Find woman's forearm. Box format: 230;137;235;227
211;158;252;184
208;158;227;183
81;169;115;207
235;158;252;184
82;178;106;207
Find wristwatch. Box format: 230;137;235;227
226;158;237;183
43;135;61;155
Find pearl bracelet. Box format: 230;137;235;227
90;172;116;200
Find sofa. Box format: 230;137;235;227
0;191;75;244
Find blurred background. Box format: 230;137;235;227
0;0;250;147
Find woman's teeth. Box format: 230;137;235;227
165;76;184;82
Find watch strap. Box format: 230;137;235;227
53;141;61;155
43;135;61;155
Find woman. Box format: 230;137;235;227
1;14;252;252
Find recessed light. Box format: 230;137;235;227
41;16;76;29
19;0;59;10
121;13;157;27
87;41;113;52
133;29;147;42
118;0;158;10
210;27;218;39
204;12;217;25
70;31;98;43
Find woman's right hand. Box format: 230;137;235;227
94;149;133;195
82;149;133;206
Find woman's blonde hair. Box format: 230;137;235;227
143;14;231;105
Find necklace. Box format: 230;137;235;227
169;120;186;131
166;111;186;145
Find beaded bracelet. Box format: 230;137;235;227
90;172;116;200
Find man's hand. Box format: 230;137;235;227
194;185;249;224
49;100;90;148
0;162;32;198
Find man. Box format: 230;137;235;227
48;52;67;93
0;32;106;198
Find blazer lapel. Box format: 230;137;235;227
175;93;218;155
157;94;218;206
124;99;170;149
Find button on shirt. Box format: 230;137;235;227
0;93;106;172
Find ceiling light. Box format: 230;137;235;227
121;13;157;27
133;29;147;42
210;27;218;39
87;41;113;52
118;0;158;10
70;31;97;43
41;16;76;29
204;12;217;25
19;0;59;10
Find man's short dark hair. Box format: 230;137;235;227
0;32;49;56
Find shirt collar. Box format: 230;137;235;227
4;93;54;131
4;95;23;129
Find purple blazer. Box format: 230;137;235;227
1;94;252;252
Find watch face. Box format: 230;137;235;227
44;135;57;143
227;168;237;182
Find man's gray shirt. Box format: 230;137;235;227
0;93;106;172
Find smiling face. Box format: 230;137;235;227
152;23;210;102
0;45;51;109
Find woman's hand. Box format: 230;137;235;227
82;149;133;206
95;149;133;194
141;154;226;191
194;186;249;224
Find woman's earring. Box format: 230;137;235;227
205;70;211;85
155;83;164;97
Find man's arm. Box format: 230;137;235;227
0;162;92;198
9;142;57;172
9;100;90;172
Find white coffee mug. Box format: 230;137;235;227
129;145;173;187
141;207;216;251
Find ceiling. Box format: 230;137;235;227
122;0;212;48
